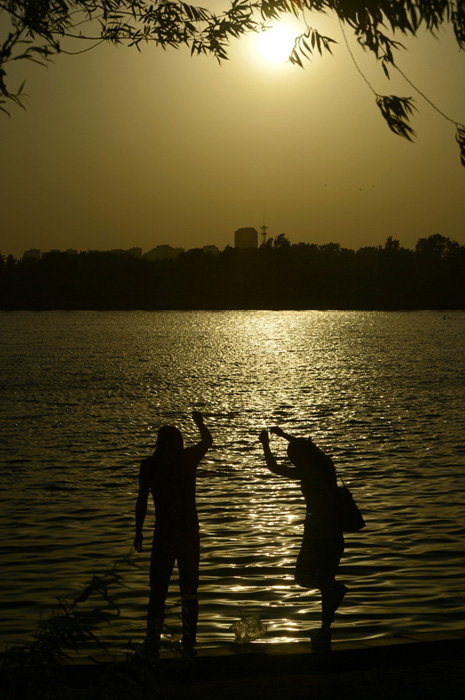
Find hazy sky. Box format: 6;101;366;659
1;8;464;257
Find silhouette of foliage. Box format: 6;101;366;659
273;232;291;247
456;123;465;165
375;95;417;140
0;552;185;699
290;25;336;66
1;2;464;156
0;555;128;698
452;0;465;45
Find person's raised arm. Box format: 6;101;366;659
134;462;150;552
192;411;213;449
259;430;300;480
270;426;297;442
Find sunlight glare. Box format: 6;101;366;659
256;23;297;64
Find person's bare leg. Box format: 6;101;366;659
178;535;200;659
146;540;175;656
311;581;348;652
322;581;348;626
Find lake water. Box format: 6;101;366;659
1;310;464;651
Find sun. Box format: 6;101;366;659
255;23;297;64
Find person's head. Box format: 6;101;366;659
287;437;319;467
155;425;184;454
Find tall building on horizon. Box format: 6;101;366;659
234;227;258;249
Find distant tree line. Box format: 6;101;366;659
1;235;464;310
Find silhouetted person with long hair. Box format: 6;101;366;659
134;411;213;658
259;426;347;651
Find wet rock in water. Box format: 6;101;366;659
230;616;268;643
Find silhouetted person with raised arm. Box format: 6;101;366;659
259;426;347;651
134;411;213;659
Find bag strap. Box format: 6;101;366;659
328;455;346;488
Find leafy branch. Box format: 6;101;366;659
0;554;133;675
0;551;180;699
289;26;336;67
337;11;464;163
456;123;465;165
375;94;417;140
0;1;264;109
0;2;464;164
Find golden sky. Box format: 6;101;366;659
1;9;464;257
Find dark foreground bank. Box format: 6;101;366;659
2;632;465;700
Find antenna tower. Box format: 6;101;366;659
260;223;268;246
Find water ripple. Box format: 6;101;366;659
1;310;464;650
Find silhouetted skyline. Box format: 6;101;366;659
2;234;463;310
1;14;464;258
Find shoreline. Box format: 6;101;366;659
4;631;463;699
68;628;465;667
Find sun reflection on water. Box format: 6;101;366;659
1;310;464;650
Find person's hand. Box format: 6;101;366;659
259;429;269;447
192;411;204;425
133;532;143;552
270;426;285;438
